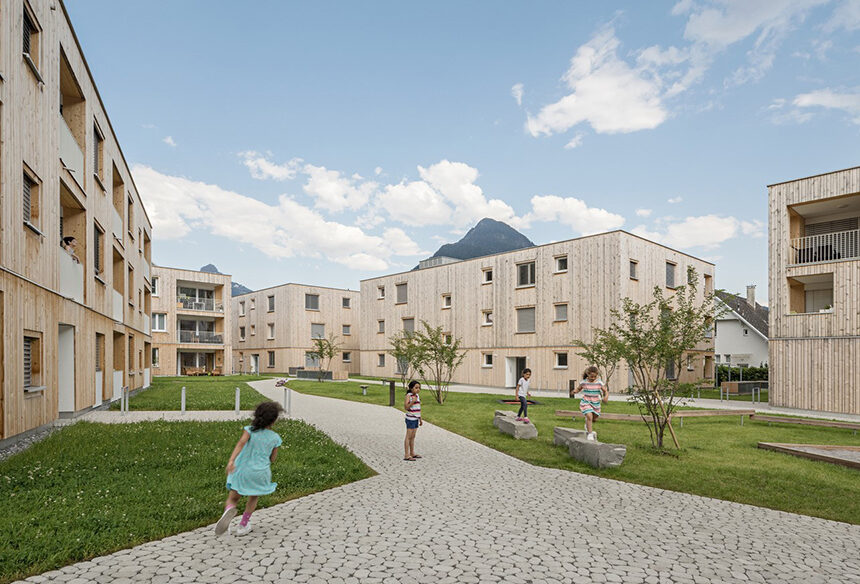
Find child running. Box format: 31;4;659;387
515;368;532;422
577;366;608;441
404;380;422;461
215;401;284;536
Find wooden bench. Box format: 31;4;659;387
556;410;643;422
670;409;756;427
750;414;859;435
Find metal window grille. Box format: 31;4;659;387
23;10;34;55
23;337;33;387
23;173;33;222
517;307;536;333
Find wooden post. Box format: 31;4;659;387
389;380;396;407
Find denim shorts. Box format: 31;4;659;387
405;418;419;429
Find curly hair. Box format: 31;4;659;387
250;401;283;431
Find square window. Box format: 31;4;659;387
151;313;166;331
516;307;536;333
342;297;351;308
402;318;415;333
442;294;452;308
482;310;493;326
629;260;638;280
343;351;352;363
305;352;320;368
377;353;385;367
555;256;568;272
311;323;324;338
483;269;493;283
555;352;568;369
378;286;385;299
378;320;385;333
554;303;568;321
267;295;275;312
343;324;351;336
517;262;535;287
305;294;319;310
482;353;493;367
396;283;408;304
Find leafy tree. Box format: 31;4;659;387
574;330;624;393
413;321;466;405
587;269;720;449
388;331;423;390
307;334;343;382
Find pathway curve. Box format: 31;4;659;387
18;379;860;584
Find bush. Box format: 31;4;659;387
716;364;768;382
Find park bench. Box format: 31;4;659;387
670;409;756;427
750;414;859;436
555;410;643;421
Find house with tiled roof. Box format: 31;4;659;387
715;286;769;367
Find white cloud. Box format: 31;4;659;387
377;181;453;226
632;214;764;250
239;151;302;181
162;136;177;147
564;133;585;149
793;88;860;124
767;97;814;124
132;165;422;271
825;0;860;31
521;195;625;235
635;208;653;217
301;164;377;213
374;166;383;176
527;28;669;137
511;83;524;106
667;196;683;204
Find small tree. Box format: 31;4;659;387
587;269;720;449
307;334;342;382
388;331;423;390
574;330;624;393
413;321;466;405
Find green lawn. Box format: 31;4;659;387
110;375;273;410
288;379;860;525
0;420;374;584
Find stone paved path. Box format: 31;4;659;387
18;379;860;584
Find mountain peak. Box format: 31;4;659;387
422;218;534;267
200;264;221;274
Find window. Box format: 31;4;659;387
378;286;385;299
267;295;275;312
482;353;493;367
95;333;105;373
23;170;40;230
687;266;695;285
396;283;408;304
629;260;638;280
93;124;104;182
94;224;104;277
305;294;319;311
704;274;714;294
305;352;320;368
128;335;134;370
268;323;276;339
555;352;568;369
343;352;352;363
238;301;245;316
151;313;167;331
311;323;324;338
342;297;351;308
23;334;42;390
377;353;385;367
687;354;695;371
666;359;677;380
22;3;41;74
128;266;134;304
268;351;275;368
517;262;536;287
151;276;159;296
444;334;453;345
666;262;677;289
152;347;160;368
555;256;568;273
250;325;256;336
343;324;351;336
402;318;415;334
442;294;452;308
554;303;568;322
516;307;536;333
482;310;493;326
483;269;493;283
127;196;135;239
239;326;246;341
377;320;385;334
250;298;256;310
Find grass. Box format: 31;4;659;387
288;379;860;525
110;375;273;410
0;420;374;584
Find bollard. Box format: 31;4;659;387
181;386;186;414
361;385;368;396
235;387;240;414
388;380;395;407
287;386;292;418
284;387;289;417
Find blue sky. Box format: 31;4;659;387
67;1;860;301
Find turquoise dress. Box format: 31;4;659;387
226;426;282;496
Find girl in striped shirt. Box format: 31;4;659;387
577;366;608;441
403;380;422;461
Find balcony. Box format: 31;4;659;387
111;207;123;240
112;289;124;321
142;258;151;281
790;229;860;265
177;297;224;312
59;116;84;190
58;251;84;303
179;330;223;344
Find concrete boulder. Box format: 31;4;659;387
553;426;588;447
493;410;537;440
567;436;626;469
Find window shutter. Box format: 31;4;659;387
403;318;414;333
805;218;859;236
23;338;33;387
555;304;568;321
517;307;536;333
311;323;324;338
23;174;32;223
23;12;33;54
396;283;407;303
95;337;102;371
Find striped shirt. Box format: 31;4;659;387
579;379;605;416
406;393;421;420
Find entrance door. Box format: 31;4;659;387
58;324;75;413
251;354;259;374
505;356;527;387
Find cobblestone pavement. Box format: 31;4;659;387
17;380;860;584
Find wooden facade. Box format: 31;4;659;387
231;284;360;376
359;231;715;391
0;0;153;441
150;267;232;377
768;166;860;414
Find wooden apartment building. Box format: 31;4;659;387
0;0;153;442
150;266;232;376
232;284;360;376
360;231;715;391
769;166;860;414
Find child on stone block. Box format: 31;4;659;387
576;366;608;441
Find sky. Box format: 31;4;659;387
66;1;860;302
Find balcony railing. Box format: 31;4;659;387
791;229;860;265
178;330;223;344
59;251;84;303
59;116;84;189
177;297;223;312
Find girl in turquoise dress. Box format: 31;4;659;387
215;401;283;536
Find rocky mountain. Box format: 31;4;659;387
429;218;535;262
200;264;252;296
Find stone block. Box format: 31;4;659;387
553;426;588;447
494;410;537;440
567;437;626;469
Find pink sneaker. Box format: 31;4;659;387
523;417;530;423
515;417;523;421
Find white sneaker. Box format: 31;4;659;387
214;506;237;536
235;521;253;536
586;432;597;441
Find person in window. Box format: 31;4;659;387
61;236;81;263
